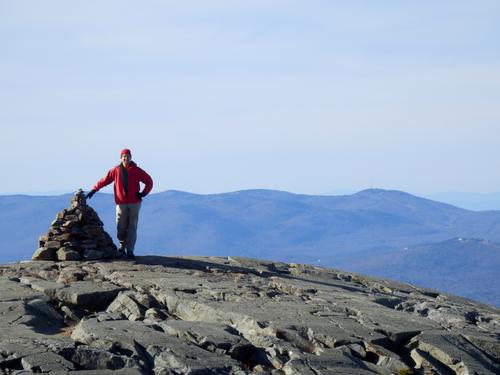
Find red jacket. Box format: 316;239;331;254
92;161;153;204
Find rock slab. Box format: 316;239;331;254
0;255;498;374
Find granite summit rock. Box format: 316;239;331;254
0;256;498;374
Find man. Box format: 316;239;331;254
86;148;153;259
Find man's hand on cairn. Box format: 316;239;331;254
85;190;96;200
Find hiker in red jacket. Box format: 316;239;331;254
85;148;153;259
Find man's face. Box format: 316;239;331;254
121;153;131;166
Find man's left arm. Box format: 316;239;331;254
138;168;153;197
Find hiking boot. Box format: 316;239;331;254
126;252;135;259
116;244;126;258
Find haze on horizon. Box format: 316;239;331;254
1;1;499;196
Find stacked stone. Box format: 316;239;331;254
32;189;118;261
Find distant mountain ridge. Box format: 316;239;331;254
137;189;498;261
1;188;499;306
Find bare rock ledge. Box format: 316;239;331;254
0;256;498;374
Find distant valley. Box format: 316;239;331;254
424;191;500;211
334;237;500;306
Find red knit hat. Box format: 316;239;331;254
121;148;131;157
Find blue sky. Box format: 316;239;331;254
1;1;499;195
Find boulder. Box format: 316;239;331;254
106;292;145;321
32;247;56;261
55;281;125;311
57;247;81;261
21;351;75;372
408;330;499;374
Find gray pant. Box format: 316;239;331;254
116;203;141;254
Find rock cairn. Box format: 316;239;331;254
32;189;118;261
